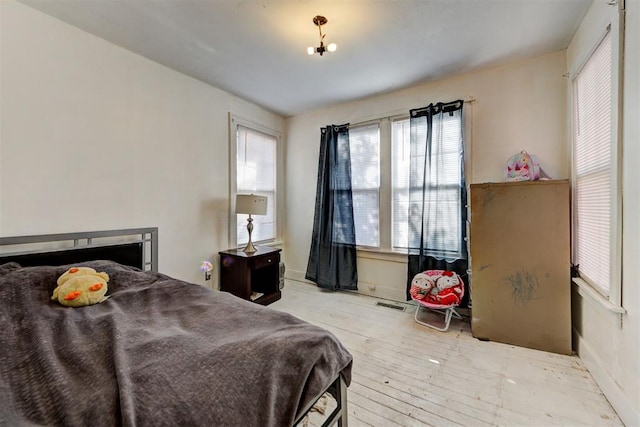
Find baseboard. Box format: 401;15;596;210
286;269;405;301
575;330;640;426
287;269;313;284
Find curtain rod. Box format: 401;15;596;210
349;97;476;128
411;98;470;116
402;97;476;118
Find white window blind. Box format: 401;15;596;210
573;30;612;294
349;124;380;247
237;126;276;244
392;115;463;256
392;119;411;249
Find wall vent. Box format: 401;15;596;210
375;301;406;312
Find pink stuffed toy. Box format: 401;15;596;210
411;270;464;307
409;272;436;300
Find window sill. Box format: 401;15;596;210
356;247;407;263
572;278;625;314
263;240;283;248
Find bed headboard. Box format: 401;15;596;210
0;228;158;271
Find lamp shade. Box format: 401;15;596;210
235;194;268;215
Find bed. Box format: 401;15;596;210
0;228;352;426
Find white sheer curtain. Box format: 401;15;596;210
407;101;466;260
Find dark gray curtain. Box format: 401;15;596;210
306;124;358;291
406;100;468;304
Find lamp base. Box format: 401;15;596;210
243;216;257;253
243;241;258;253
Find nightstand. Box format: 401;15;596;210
218;246;281;306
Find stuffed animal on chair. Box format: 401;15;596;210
51;267;109;307
409;272;436;301
410;269;465;332
430;271;463;306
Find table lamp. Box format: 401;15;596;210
235;194;268;253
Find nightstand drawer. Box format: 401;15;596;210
254;254;279;270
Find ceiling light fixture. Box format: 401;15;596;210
307;15;336;56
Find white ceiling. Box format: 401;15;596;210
19;0;591;117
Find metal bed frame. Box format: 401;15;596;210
0;227;158;271
293;373;349;427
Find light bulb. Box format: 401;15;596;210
327;43;337;52
307;46;315;55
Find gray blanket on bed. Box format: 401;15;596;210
0;261;352;426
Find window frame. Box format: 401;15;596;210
569;5;623;309
347;109;469;256
228;114;283;249
391;113;466;257
349;122;382;249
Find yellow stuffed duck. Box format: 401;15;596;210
51;267;109;307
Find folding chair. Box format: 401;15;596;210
409;269;464;332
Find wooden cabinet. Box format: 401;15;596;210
469;180;571;355
218;246;281;306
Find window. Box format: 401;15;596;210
348;113;464;254
391;119;411;249
349;124;380;247
572;29;616;297
230;116;281;247
392;115;464;256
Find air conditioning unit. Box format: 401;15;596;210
279;262;285;289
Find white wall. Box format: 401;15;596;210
567;1;640;425
285;51;568;301
0;1;284;286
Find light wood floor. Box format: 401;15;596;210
271;280;623;427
